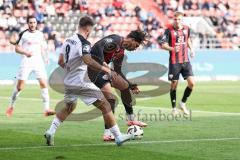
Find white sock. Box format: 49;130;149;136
104;129;110;135
109;125;121;138
48;117;62;135
41;88;50;111
180;101;186;106
9;87;21;108
127;114;135;121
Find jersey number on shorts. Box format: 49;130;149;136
65;44;71;63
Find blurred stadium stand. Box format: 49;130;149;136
0;0;239;52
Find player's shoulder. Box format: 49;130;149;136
108;34;122;39
76;34;91;46
65;34;91;46
100;34;122;46
35;30;45;38
106;34;122;41
13;29;28;45
36;30;44;34
18;29;29;37
163;25;171;34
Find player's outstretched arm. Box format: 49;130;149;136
113;56;139;93
82;54;111;75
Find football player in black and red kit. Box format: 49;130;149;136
88;30;148;141
159;11;195;115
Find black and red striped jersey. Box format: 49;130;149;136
90;34;125;64
159;25;190;64
88;34;126;82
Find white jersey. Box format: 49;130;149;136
60;34;91;87
16;29;46;67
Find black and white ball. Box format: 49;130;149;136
127;125;144;139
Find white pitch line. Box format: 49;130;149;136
0;137;239;151
1;96;240;115
135;105;240;116
0;96;60;102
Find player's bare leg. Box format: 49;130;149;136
93;98;134;146
38;78;55;116
101;83;116;141
6;80;25;117
110;74;147;127
120;88;147;127
179;76;195;115
45;98;133;146
44;102;77;146
186;76;195;90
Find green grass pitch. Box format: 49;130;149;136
0;81;240;160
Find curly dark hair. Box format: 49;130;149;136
127;30;148;44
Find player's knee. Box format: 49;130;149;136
171;83;178;90
16;85;23;91
39;81;47;88
188;81;195;89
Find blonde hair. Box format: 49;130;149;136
174;11;184;17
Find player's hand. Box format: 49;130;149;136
103;62;112;75
103;62;109;68
109;70;118;81
174;45;180;53
190;50;195;58
25;52;32;57
130;84;140;94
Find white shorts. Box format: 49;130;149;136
64;82;104;106
16;66;47;80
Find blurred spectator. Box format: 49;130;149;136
43;22;53;39
105;5;115;16
7;14;18;32
112;0;123;10
0;0;239;51
35;8;44;23
52;32;62;50
0;12;8;30
46;2;56;16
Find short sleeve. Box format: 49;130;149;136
158;29;170;45
15;29;28;45
82;43;91;55
16;33;24;45
103;35;121;52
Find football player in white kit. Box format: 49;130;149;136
44;16;134;146
6;15;55;117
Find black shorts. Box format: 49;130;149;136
168;62;194;81
89;71;110;89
